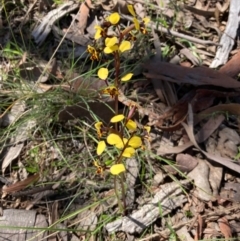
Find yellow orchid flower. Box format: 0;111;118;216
95;121;103;137
110;164;125;175
97;140;106;155
94;25;103;39
144;126;151;134
115;138;128;149
127;5;136;17
133;18;140;30
119;41;131;53
87;45;100;61
94;160;104;175
110;114;125;123
105;37;118;47
127;5;140;30
126;119;137;131
107;133;123;148
98;68;109;80
143;17;150;25
103;37;119;54
104;45;118;54
121;73;133;82
143;125;151;141
101;86;119;97
122;147;135;157
108;13;120;25
128;136;142;148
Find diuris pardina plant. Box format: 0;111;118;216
87;5;150;214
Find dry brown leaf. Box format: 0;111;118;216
69;75;106;94
77;0;92;34
134;3;145;18
192;89;240;112
176;226;194;241
157;112;225;155
2;144;24;174
198;214;203;240
219;50;240;77
100;0;117;11
125;158;139;207
217;127;240;158
58;100;117;123
194;114;225;143
18;59;57;83
208;163;223;197
143;61;240;88
195;103;240;124
180;48;201;66
50;201;59;225
111;0;129;13
180;61;192;67
39;75;118;123
75;209;98;234
176;153;198;173
155;88;237;131
39;74;105;94
182;104;240;173
3;174;40;194
157;141;193;155
221;183;240;202
156;90;196;130
188;159;213;201
194;214;203;240
230;221;240;234
218;217;232;239
49;201;59;241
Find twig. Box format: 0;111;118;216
120;13;220;46
19;0;38;29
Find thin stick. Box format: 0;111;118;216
120;13;220;46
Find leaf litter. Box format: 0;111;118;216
0;0;240;240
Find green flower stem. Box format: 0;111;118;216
117;25;123;43
120;172;127;215
114;51;120;87
104;79;109;87
114;95;119;130
114;176;123;213
113;50;120;131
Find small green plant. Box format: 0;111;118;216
25;146;41;173
53;0;64;5
185;210;193;218
87;6;151;214
234;146;240;161
2;41;24;58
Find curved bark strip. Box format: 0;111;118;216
210;0;240;68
